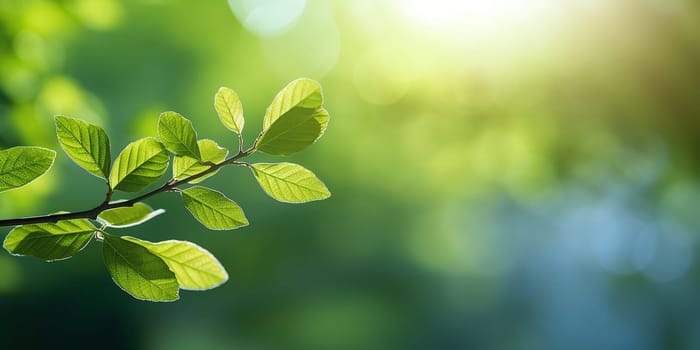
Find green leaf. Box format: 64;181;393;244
256;79;328;156
123;237;228;290
3;219;95;261
172;139;228;183
215;87;245;134
158;111;201;159
256;107;329;155
251;162;330;203
55;116;111;179
103;234;179;302
97;202;165;228
181;186;248;230
0;146;56;193
109;137;169;192
263;78;323;129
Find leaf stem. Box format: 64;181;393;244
0;149;253;227
237;133;244;155
100;183;113;206
251;130;265;150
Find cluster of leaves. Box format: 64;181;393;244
0;78;330;301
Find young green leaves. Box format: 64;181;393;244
55;116;111;179
256;78;329;155
181;186;248;230
173;139;228;183
103;234;180;301
3;203;223;301
0;146;55;193
4;219;95;261
98;202;165;228
215;87;245;135
104;235;228;301
158;111;201;159
251;163;330;203
1;78;332;302
262;78;323;129
54;115;171;192
110;138;169;192
122;237;228;290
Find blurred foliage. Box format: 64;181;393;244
1;0;700;349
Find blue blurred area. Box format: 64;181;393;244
1;0;700;349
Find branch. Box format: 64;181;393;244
0;147;256;227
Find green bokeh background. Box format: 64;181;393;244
2;0;700;349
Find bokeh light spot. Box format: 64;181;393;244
66;0;124;30
13;30;64;72
353;47;414;105
261;5;340;78
37;76;106;125
228;0;306;37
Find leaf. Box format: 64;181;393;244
251;162;330;203
97;202;165;228
109;137;169;192
123;237;228;290
263;78;323;129
256;79;328;155
158;111;201;159
256;107;329;155
172;139;228;183
215;87;245;134
3;219;95;261
0;146;56;193
180;186;248;230
103;234;179;302
55;116;111;179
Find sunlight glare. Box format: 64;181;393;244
392;0;581;71
402;0;553;24
400;0;557;40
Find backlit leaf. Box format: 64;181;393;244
109;137;169;192
0;146;56;193
251;162;330;203
123;236;228;290
215;87;245;134
181;186;248;230
3;219;95;261
263;78;323;129
97;202;165;228
55;116;111;179
103;234;179;302
256;107;329;155
158;111;201;159
172;139;228;183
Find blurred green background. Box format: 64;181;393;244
2;0;700;349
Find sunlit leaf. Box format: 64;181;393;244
0;146;56;193
181;186;248;230
3;219;95;261
172;139;228;183
158;111;201;159
55;115;111;179
263;78;323;129
97;202;165;228
257;107;329;155
109;137;169;192
215;87;245;134
251;162;330;203
256;79;327;155
102;234;179;302
123;236;228;290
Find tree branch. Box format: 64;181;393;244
0;146;256;227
